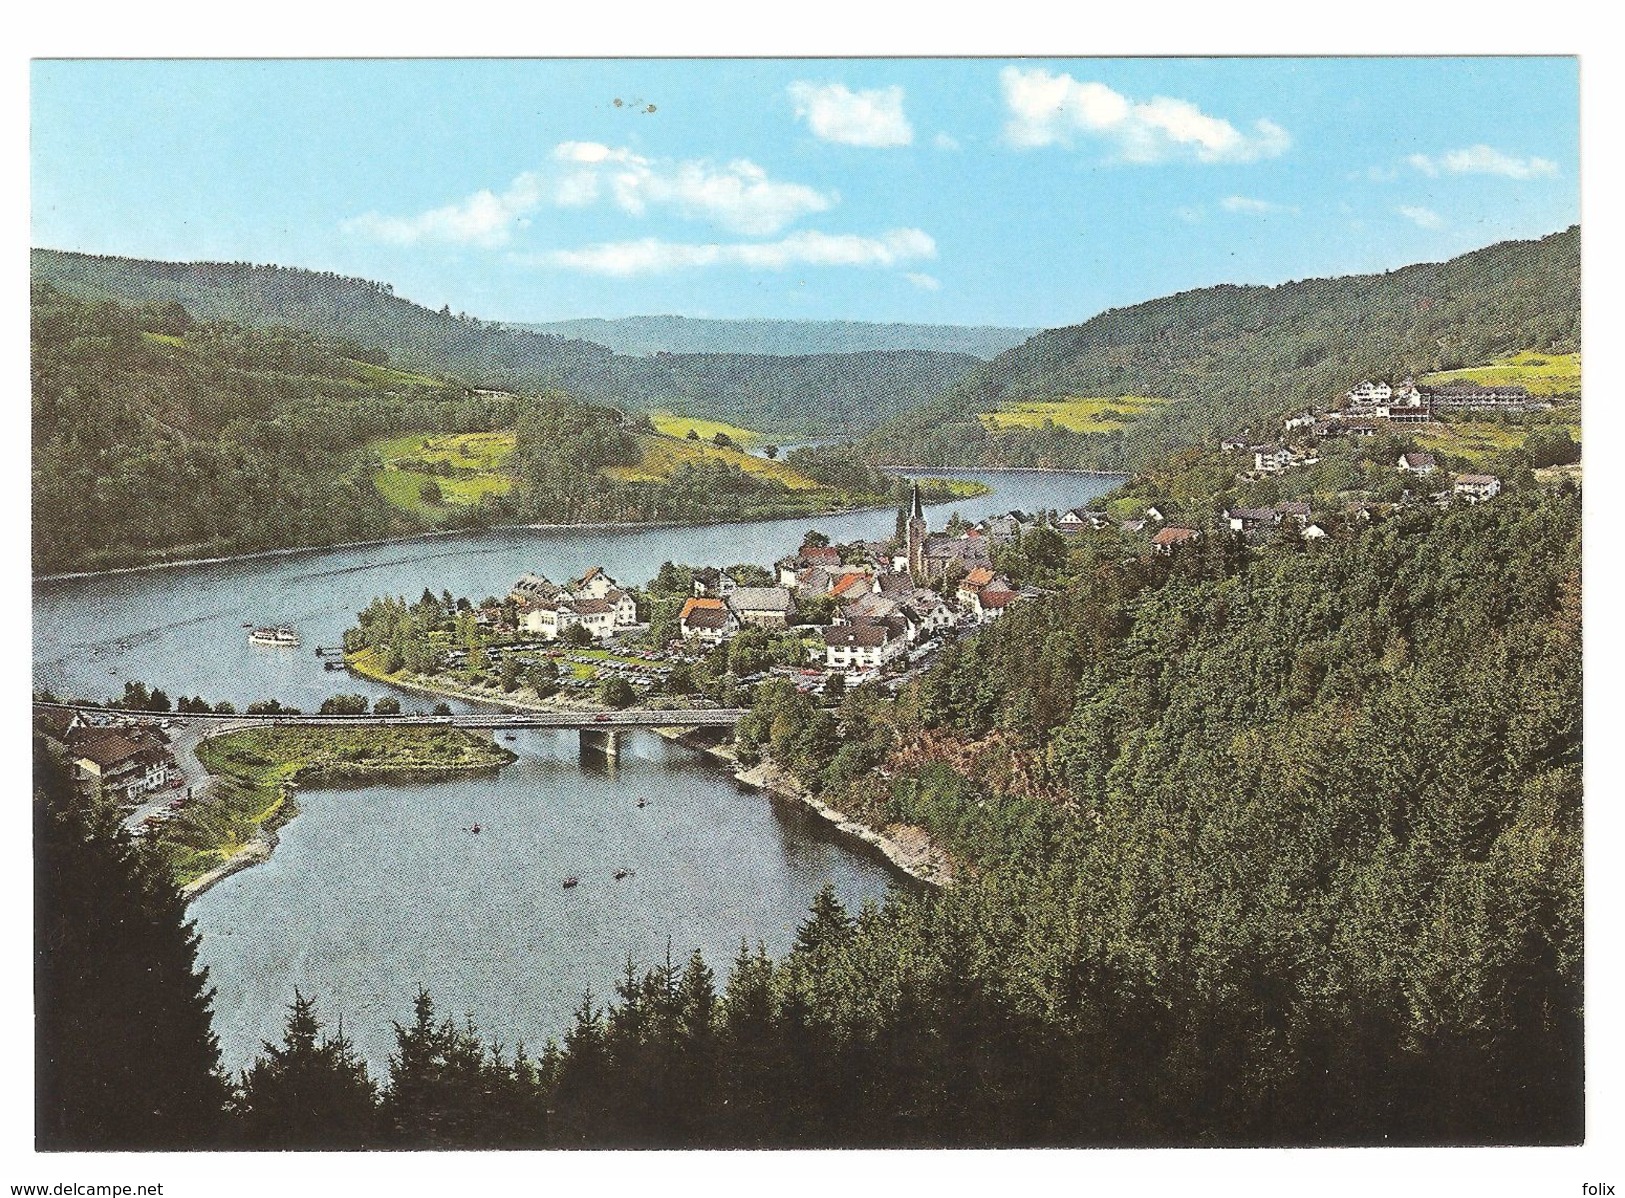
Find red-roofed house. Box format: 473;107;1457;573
831;572;873;601
973;577;1019;621
1151;526;1200;554
679;597;737;641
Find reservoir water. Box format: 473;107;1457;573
33;468;1118;1076
192;729;903;1075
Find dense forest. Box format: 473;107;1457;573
30;286;957;573
38;482;1580;1149
29;283;533;574
32;249;982;440
860;226;1581;471
517;313;1037;359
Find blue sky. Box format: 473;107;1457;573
31;58;1578;329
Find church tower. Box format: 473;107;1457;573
906;481;927;581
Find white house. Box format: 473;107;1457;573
679;597;737;641
1398;452;1438;476
821;623;905;670
1454;474;1502;503
574;567;620;600
1346;380;1393;405
602;587;640;627
1253;445;1292;474
727;586;796;629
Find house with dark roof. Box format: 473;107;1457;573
70;726;171;806
692;567;738;598
679;597;737;641
509;572;560;607
1225;508;1282;535
1453;473;1502;503
727;586;796;629
601;587;640;627
1398;452;1437;475
821;621;905;670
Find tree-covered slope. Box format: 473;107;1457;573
862;225;1580;470
113;484;1579;1150
518;314;1037;359
31;249;981;440
29;283;525;574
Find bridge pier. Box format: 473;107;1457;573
579;727;623;757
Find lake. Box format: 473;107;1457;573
33;468;1118;1076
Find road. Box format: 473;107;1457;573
33;701;746;730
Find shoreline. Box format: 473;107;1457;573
347;655;953;890
176;728;516;901
33;482;999;585
654;728;951;889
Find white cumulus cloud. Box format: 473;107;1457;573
1000;67;1289;164
342;173;547;247
1406;144;1559;179
346;143;835;246
537;228;937;277
1397;205;1445;229
1220;195;1297;215
788;82;914;147
552;141;834;235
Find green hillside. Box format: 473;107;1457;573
31;249;980;440
29;284;524;574
518;313;1038;359
862;226;1580;471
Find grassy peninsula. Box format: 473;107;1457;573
163;727;514;888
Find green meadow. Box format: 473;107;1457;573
978;395;1172;433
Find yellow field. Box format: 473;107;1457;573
978;395;1172;433
1421;351;1581;398
603;433;824;490
373;431;516;471
370;431;516;515
346;358;447;388
1414;420;1583;465
648;411;765;447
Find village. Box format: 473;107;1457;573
1223;375;1544;509
35;376;1569;823
447;483;1044;700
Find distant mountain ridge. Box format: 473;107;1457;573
29;249;982;440
860;225;1581;472
515;315;1038;359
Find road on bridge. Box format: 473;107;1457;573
33;701;747;731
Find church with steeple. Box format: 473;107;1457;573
906;481;927;580
904;480;991;584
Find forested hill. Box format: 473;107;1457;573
861;225;1581;470
517;314;1037;359
31;249;980;440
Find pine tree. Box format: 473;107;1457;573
233;992;378;1148
35;740;229;1148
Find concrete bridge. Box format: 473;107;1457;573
34;701;746;757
